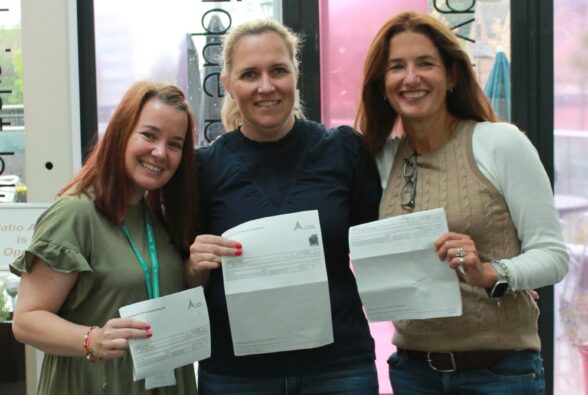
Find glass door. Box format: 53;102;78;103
553;1;588;394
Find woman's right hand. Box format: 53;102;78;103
185;234;242;287
88;318;152;360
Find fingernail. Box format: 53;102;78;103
147;332;153;338
235;242;242;249
145;324;151;330
235;250;242;256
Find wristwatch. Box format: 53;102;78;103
486;259;510;298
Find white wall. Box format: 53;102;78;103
20;1;80;393
21;0;80;203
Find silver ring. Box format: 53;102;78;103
456;247;466;258
458;257;465;264
457;260;466;275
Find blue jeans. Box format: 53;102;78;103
198;363;379;395
388;350;545;395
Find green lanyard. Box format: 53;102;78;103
120;206;160;299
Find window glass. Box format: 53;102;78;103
320;0;511;129
319;0;427;128
0;0;26;281
0;7;28;390
0;0;25;201
433;0;511;122
94;0;282;145
553;0;588;393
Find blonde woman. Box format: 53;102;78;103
186;19;381;395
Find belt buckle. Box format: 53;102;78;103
426;351;456;372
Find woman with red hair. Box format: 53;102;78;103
11;81;199;394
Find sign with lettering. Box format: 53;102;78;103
0;203;49;270
191;0;249;146
191;6;232;146
431;0;477;43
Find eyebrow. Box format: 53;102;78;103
138;124;161;131
388;54;437;63
237;63;291;72
138;125;186;140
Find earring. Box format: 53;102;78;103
383;95;388;102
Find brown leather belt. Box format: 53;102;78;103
396;348;518;372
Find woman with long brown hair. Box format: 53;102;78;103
356;11;568;395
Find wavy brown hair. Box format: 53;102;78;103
355;11;496;156
59;81;199;254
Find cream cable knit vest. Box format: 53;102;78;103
379;120;541;352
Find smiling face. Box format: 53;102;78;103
124;98;188;204
384;31;454;126
222;31;297;142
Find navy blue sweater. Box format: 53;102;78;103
197;118;382;376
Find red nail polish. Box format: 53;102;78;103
235;250;242;256
145;324;151;330
147;332;153;338
236;242;242;249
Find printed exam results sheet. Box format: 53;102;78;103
349;208;462;322
119;287;210;381
221;210;333;356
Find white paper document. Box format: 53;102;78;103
119;287;210;380
349;208;462;322
221;210;333;356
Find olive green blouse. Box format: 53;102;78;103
11;194;197;394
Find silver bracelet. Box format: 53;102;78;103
491;258;510;282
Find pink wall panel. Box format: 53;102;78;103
319;0;427;129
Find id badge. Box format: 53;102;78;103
145;370;176;390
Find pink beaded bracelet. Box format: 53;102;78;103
83;326;100;363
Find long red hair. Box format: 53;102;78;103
60;81;199;255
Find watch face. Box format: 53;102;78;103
491;280;509;298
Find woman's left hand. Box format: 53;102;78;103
435;232;494;288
